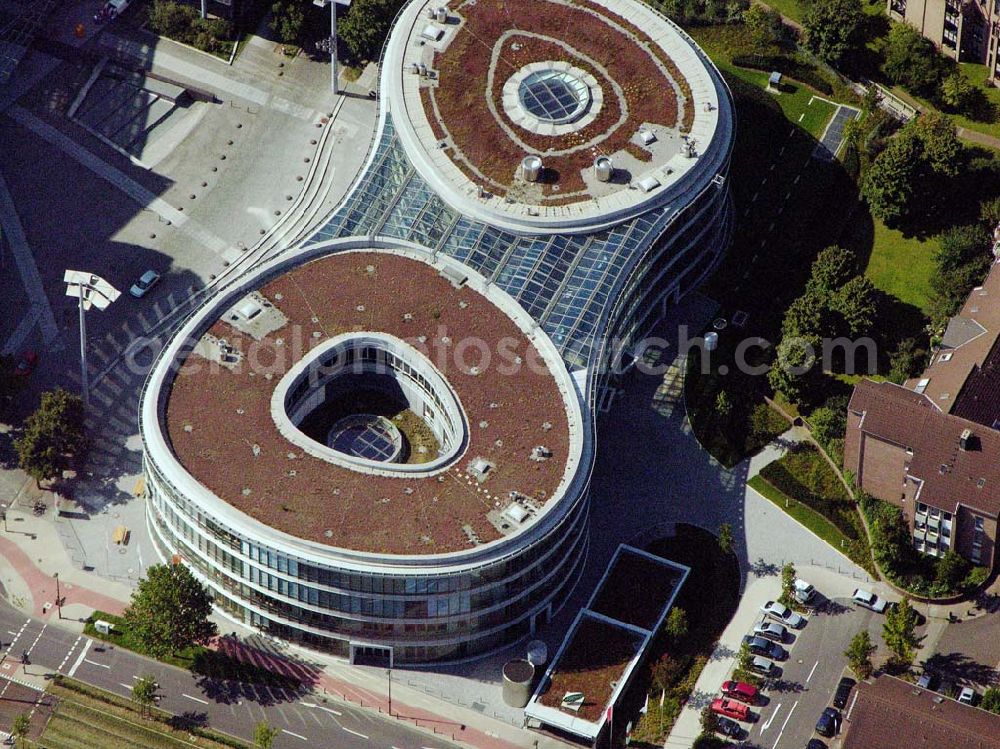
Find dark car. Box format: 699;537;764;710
833;676;856;709
744;634;786;661
806;740;827;749
815;706;841;737
717;716;742;739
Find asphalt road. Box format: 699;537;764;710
0;601;452;749
742;597;885;749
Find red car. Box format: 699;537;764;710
711;697;751;721
14;351;37;377
721;680;759;704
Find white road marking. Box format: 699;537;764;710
301;702;342;717
806;660;819;682
182;693;208;705
760;703;781;732
6;631;17;637
771;700;798;749
342;726;368;739
119;683;133;690
67;639;91;677
282;729;308;741
798;113;804;122
83;658;110;669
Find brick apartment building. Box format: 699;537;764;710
845;263;1000;568
888;0;1000;86
842;674;1000;749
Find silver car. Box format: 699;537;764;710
130;269;161;298
760;600;805;628
852;588;888;613
752;619;788;643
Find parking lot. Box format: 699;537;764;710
712;589;909;749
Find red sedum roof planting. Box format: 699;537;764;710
164;251;574;556
425;0;688;199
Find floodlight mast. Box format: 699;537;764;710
64;270;120;408
314;0;352;94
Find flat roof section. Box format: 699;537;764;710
164;250;578;556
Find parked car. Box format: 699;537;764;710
130;269;161;298
917;671;937;690
761;600;805;628
13;350;37;377
748;655;776;677
806;740;827;749
753;619;789;643
711;697;751;722
716;716;742;739
815;706;841;737
958;686;976;705
794;578;816;605
744;635;786;660
833;676;856;709
852;588;888;613
721;680;759;704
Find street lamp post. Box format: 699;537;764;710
313;0;352;94
54;572;61;619
64;271;120;408
387;667;392;716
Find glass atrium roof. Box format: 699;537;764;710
518;69;591;124
306;116;688;371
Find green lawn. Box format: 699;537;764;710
761;0;804;23
724;65;838;138
863;221;938;313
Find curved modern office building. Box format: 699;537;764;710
140;0;735;664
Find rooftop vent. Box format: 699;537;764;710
421;24;444;42
435;6;447;22
637;175;661;193
594;156;614;182
530;445;552;462
960;428;973;450
468;457;494;482
439;266;468;288
503;503;530;525
639;129;656;145
521;155;543;182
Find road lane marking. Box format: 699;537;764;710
771;700;798;749
182;694;208;705
282;729;307;741
342;727;368;739
301;702;342;717
83;658;110;669
119;683;133;690
67;639;91;677
760;703;781;732
806;660;819;682
6;631;17;637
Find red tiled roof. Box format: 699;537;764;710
842;675;1000;749
850;379;1000;517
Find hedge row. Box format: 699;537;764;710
731;54;834;95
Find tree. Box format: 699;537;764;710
935;223;991;274
743;4;782;58
14;388;87;488
781;562;796;598
735;641;753;675
940;71;975;112
860;134;920;224
888;338;926;384
339;0;407;62
980;195;1000;227
881;23;944;95
123;563;217;659
768;335;823;406
808;246;858;295
803;0;864;65
833;276;879;337
665;607;689;642
270;0;305;45
809;402;847;448
148;0;198;38
715;390;732;419
718;523;734;555
934;550;970;592
910;112;962;178
700;704;719;734
981;686;1000;714
650;652;685;693
882;597;919;666
255;720;280;749
844;630;876;679
11;712;29;748
132;675;157;717
781;292;831;339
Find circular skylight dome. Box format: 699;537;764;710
518;69;591;124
